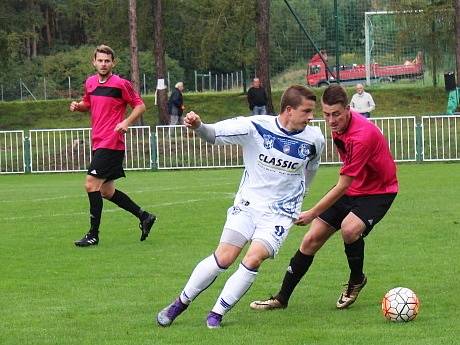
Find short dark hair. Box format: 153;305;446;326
93;45;115;60
322;85;348;107
280;85;316;113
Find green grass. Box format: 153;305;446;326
1;163;459;345
0;86;449;131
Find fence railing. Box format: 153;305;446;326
422;115;460;161
1;116;459;174
0;130;25;174
0;126;151;174
155;116;418;169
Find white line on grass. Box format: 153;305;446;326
2;195;234;221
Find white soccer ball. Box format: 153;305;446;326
381;287;420;322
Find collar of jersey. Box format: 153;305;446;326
275;117;304;136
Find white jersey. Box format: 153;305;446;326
213;115;325;218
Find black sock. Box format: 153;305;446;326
88;191;103;235
108;189;143;218
276;250;314;305
344;237;365;284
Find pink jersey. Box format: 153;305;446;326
332;111;398;196
82;74;144;150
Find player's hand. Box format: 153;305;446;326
70;101;80;112
184;111;202;129
294;210;316;226
114;120;129;133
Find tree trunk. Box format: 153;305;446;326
455;0;460;87
129;0;143;125
45;7;52;50
256;0;274;114
32;33;37;58
153;0;169;125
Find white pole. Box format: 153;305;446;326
143;74;146;94
68;76;71;98
20;79;23;101
167;71;170;93
44;77;47;100
365;12;371;86
194;70;198;92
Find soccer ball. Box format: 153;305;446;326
381;287;420;322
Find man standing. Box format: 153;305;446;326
250;85;398;311
69;45;156;247
157;85;324;328
168;81;185;124
247;78;268;115
350;83;375;118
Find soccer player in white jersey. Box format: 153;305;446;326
156;85;325;329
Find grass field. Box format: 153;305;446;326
1;163;459;345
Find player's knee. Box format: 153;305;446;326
299;233;323;254
341;226;361;243
214;252;236;269
242;254;264;270
100;189;113;199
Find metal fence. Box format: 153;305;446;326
155;116;418;169
0;130;25;174
422;115;460;161
1;116;459;174
0;126;151;174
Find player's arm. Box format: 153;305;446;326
115;103;146;133
294;174;354;226
69;100;90;112
184;111;216;144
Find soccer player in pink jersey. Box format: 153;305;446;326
69;45;156;247
251;85;398;311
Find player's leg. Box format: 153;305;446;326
250;218;335;310
157;205;253;327
207;241;269;328
74;174;106;247
336;193;397;309
99;152;156;241
157;243;243;327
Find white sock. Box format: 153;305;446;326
179;254;226;304
211;263;258;315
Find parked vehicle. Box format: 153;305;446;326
306;53;424;87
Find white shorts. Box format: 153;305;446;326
220;203;294;257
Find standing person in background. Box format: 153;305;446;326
247;78;268;115
157;85;324;329
69;44;156;247
168;82;185;124
250;85;398;312
350;83;375;118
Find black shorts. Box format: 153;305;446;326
87;148;125;181
318;193;397;237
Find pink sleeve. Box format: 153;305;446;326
81;81;91;107
122;79;144;108
340;140;371;177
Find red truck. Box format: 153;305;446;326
306;53;424;87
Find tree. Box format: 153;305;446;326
153;0;169;125
128;0;143;125
256;0;274;114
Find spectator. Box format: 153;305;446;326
350;83;375;118
168;82;185;125
247;78;268;115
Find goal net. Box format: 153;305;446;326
365;11;424;85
